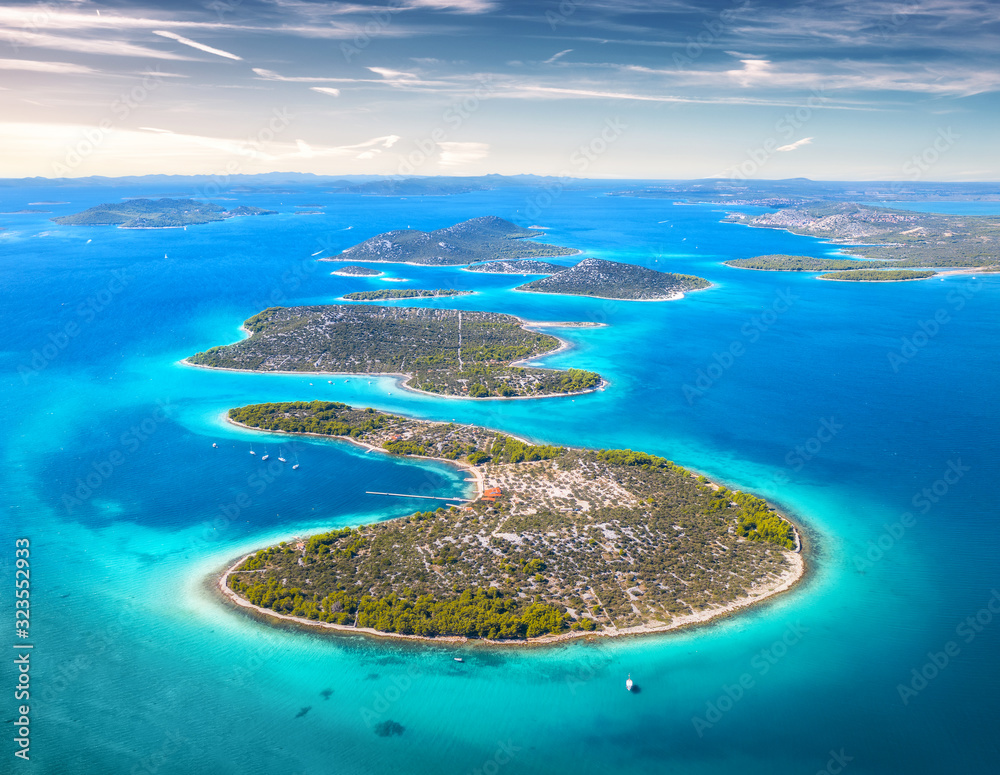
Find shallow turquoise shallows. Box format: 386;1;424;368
2;185;998;775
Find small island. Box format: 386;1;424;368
725;255;873;272
517;258;710;300
343;289;472;301
726;255;939;281
818;269;936;282
320;216;578;266
187;305;603;398
466;259;569;275
332;265;383;277
51;198;276;229
221;401;802;642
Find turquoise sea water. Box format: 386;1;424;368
2;184;998;774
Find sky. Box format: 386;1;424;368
0;0;998;180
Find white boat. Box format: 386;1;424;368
278;455;287;463
292;463;299;470
626;674;633;692
249;444;255;456
262;447;269;461
212;443;217;448
454;657;464;662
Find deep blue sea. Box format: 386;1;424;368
2;183;998;774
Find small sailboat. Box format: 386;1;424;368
249;444;256;456
626;674;633;692
261;446;269;461
212;442;218;448
453;657;464;662
277;449;287;463
292;462;300;470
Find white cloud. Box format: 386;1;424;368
438;141;489;166
152;30;242;61
727;59;772;87
0;29;193;60
777;137;813;152
405;0;497;13
0;58;97;74
543;49;573;64
253;68;332;82
310;87;342;97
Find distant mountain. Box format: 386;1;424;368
321;216;579;266
51;198;276;228
517;257;710;300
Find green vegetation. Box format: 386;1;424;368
51;198;275;228
343;288;471;300
518;258;710;300
189;305;603;398
819;269;936;281
332;265;382;276
225;402;800;640
725;255;876;271
466;260;568;275
725;203;1000;268
321;216;578;266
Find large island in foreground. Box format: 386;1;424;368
187;305;603;398
221;401;803;643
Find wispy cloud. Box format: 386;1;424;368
0;28;193;60
543;49;573;64
406;0;498;13
0;58;98;74
438;141;489;166
777;137;813;152
152;30;242;61
310;87;341;97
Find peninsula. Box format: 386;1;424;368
320;216;578;266
51;198;276;228
517;258;710;300
221;401;802;642
187;305;602;398
725;203;1000;269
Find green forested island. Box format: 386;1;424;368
343;289;472;301
331;265;383;276
51;198;276;228
818;269;936;282
517;258;710;300
725;203;1000;268
726;255;875;271
223;401;801;641
320;216;578;265
466;259;569;275
187;305;602;398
